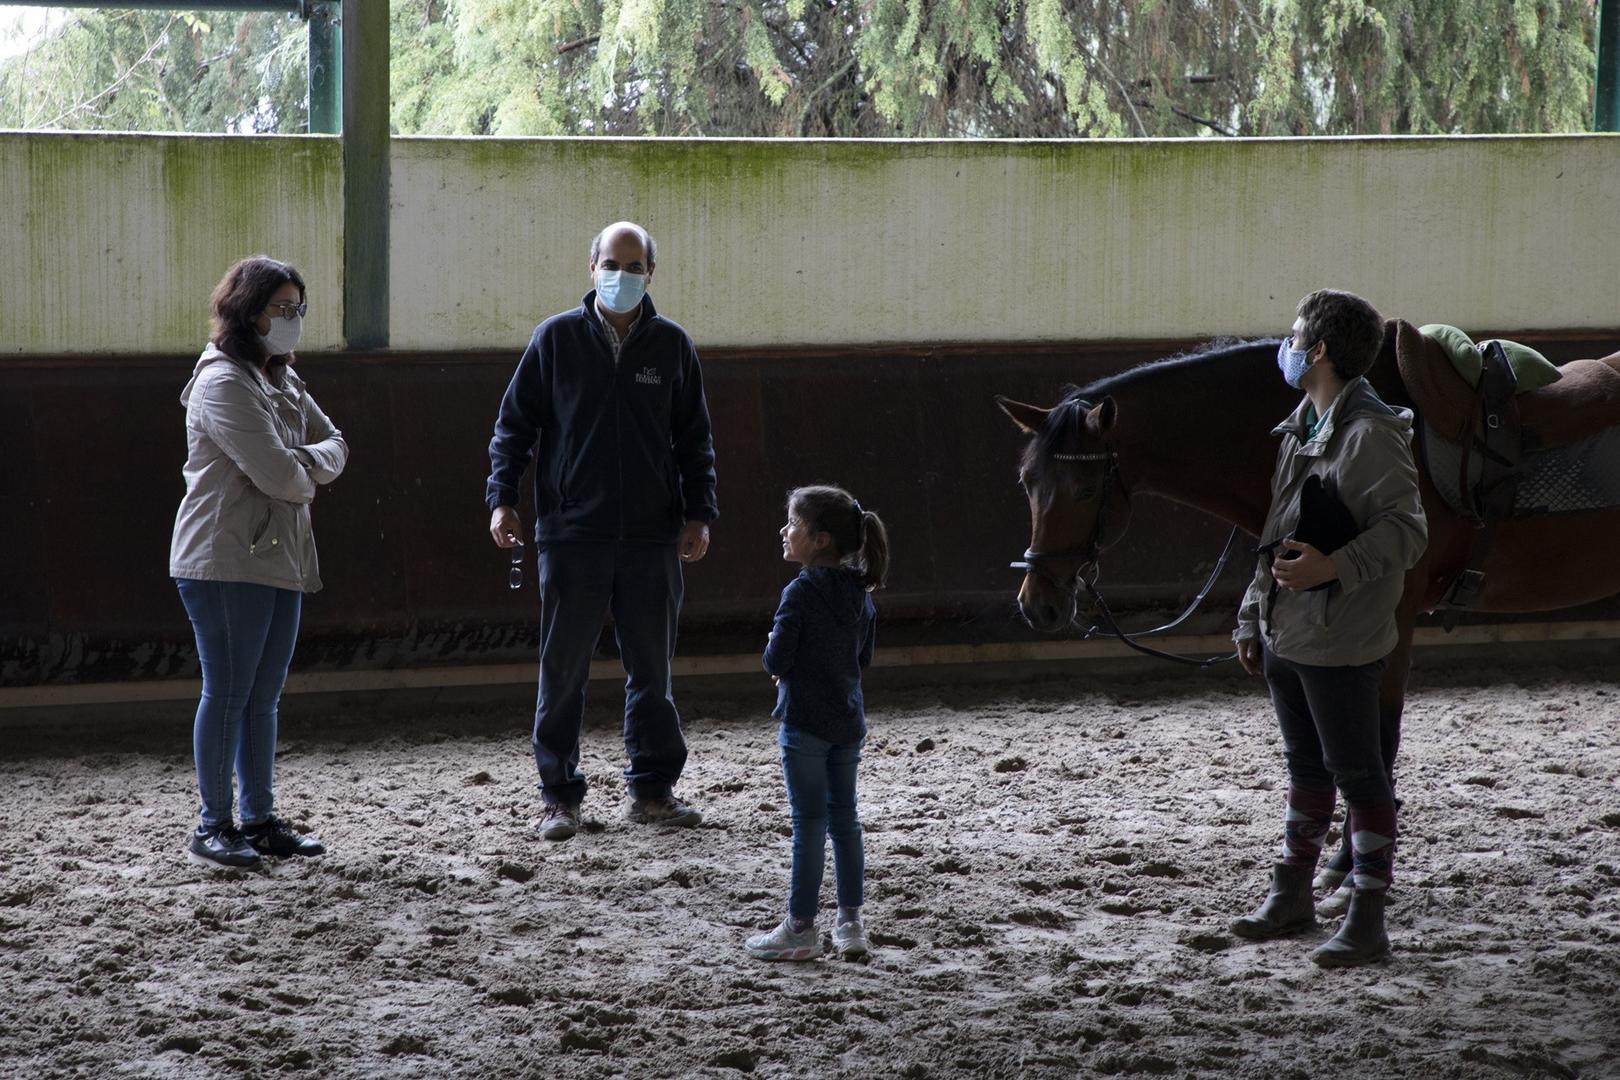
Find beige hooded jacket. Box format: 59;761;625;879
1234;376;1428;667
168;346;348;592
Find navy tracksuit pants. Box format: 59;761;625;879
531;541;687;806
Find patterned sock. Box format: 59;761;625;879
836;906;861;926
787;915;814;933
1348;802;1398;891
1279;784;1336;868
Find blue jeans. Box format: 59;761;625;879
778;723;865;920
531;542;687;805
176;578;302;829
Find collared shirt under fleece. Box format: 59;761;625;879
486;291;718;544
1234;376;1428;667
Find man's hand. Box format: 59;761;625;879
1237;637;1263;676
490;506;523;548
1271;539;1337;591
678;521;710;562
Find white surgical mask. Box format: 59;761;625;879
595;269;646;315
258;313;303;357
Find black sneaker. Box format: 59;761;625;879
187;824;263;871
242;816;326;858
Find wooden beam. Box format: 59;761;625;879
5;620;1619;711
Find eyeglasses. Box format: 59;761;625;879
266;301;308;320
509;544;524;590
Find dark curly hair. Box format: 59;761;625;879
209;255;305;370
1295;289;1383;381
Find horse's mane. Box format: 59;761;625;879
1022;337;1278;480
1062;336;1278;404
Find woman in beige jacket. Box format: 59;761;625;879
169;256;348;871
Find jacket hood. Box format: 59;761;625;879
1272;376;1414;448
181;344;299;407
799;566;869;627
180;345;232;407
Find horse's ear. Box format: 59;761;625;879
1084;396;1118;437
996;395;1050;435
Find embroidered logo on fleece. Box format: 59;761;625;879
635;366;662;386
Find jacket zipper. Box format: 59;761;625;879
596;311;650;543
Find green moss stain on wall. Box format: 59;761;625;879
6;133;341;354
10;132;1617;354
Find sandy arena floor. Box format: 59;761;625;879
1;667;1617;1080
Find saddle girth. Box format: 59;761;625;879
1439;341;1526;625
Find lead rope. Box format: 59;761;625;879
1072;526;1243;667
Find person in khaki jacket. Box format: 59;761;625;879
169;256;348;871
1229;289;1427;967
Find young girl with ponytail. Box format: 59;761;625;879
746;485;888;962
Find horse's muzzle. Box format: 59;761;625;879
1017;571;1078;633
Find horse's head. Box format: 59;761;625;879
999;392;1131;633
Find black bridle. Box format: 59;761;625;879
1011;405;1237;668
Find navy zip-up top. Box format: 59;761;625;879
762;566;876;745
486;292;718;543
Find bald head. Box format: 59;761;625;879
590;221;656;269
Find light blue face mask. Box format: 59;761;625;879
595;269;646;315
1277;337;1314;388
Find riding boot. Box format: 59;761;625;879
1230;863;1316;940
1310;889;1390;967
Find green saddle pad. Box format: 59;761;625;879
1419;324;1562;393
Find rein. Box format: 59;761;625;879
1010;404;1239;667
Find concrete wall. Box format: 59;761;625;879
6;133;1618;354
1;134;343;354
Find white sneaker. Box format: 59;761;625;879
745;919;822;961
831;919;869;958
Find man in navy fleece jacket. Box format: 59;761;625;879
486;221;718;842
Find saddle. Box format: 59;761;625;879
1393;320;1620;622
1394;320;1620;449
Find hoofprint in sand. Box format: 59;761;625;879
2;671;1616;1079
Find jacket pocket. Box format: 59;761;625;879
554;443;577;508
248;506;282;557
1317;584;1341;628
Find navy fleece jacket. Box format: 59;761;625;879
486;292;718;543
762;566;876;745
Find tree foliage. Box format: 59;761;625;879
1;1;1599;137
0;9;308;132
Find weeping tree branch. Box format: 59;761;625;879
41;14;178;128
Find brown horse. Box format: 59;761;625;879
999;335;1620;865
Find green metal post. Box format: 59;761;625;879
341;0;389;349
308;1;340;134
1599;0;1620;131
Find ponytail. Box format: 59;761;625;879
856;510;889;591
786;484;890;591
